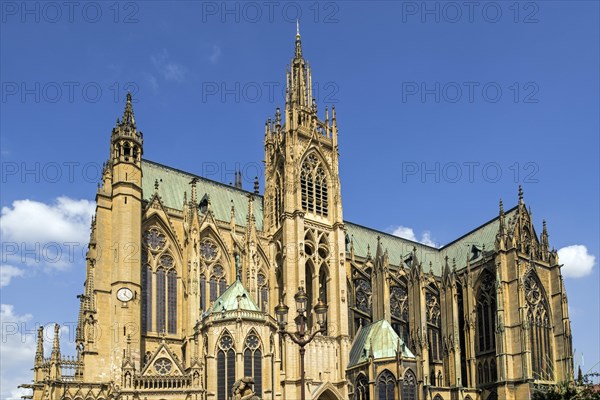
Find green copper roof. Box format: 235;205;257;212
345;207;518;274
210;279;260;313
142;159;264;230
348;319;415;368
439;206;518;268
345;222;441;273
142;158;518;276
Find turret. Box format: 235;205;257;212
50;324;61;380
111;93;143;168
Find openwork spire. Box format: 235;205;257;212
121;92;135;127
295;19;302;58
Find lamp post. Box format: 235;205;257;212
274;286;328;400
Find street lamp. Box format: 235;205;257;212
276;287;328;400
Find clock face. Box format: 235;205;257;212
117;287;133;302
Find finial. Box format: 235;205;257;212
154;179;160;192
275;107;281;127
121;92;135;127
518;185;524;204
294;20;302;58
253;176;259;194
499;198;504;214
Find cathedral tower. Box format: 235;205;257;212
264;26;350;398
80;93;144;380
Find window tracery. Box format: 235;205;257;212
355;374;369;400
402;370;417;400
377;370;395;400
525;273;553;380
477;270;496;354
217;332;235;400
300;153;328;217
426;286;442;362
154;358;172;375
355;278;372;314
145;228;166;251
257;271;269;312
244;333;262;395
390;283;409;344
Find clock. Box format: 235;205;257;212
117;287;134;302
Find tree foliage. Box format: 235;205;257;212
532;373;600;400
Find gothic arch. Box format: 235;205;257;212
199;225;232;266
300;147;332;177
426;283;442;362
143;213;184;262
312;381;344;400
354;373;370;400
300;150;330;217
402;369;417;400
476;269;496;354
243;329;263;395
524;270;554;380
216;329;236;400
377;369;396;400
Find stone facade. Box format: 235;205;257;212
23;30;573;400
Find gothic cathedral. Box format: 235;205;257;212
24;30;573;400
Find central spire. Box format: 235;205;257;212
295;20;302;58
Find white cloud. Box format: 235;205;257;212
391;225;417;241
0;265;24;287
390;225;438;248
0;305;75;400
558;245;596;278
209;45;222;64
151;49;187;83
0;196;94;275
1;197;94;243
143;72;159;93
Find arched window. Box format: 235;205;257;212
355;278;372;314
305;261;314;328
355;374;369;400
300;153;328;217
210;277;218;302
426;284;442;362
200;275;206;311
156;268;166;334
142;264;152;332
490;359;497;382
219;277;227;295
167;269;177;334
273;169;283;227
484;361;489;383
377;370;395;400
402;370;417;400
477;270;496;353
258;272;269;312
525;273;553;380
217;332;235;400
437;371;443;387
319;265;329;334
243;332;262;396
390;282;409;345
477;363;483;384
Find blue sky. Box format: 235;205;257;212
1;1;598;398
